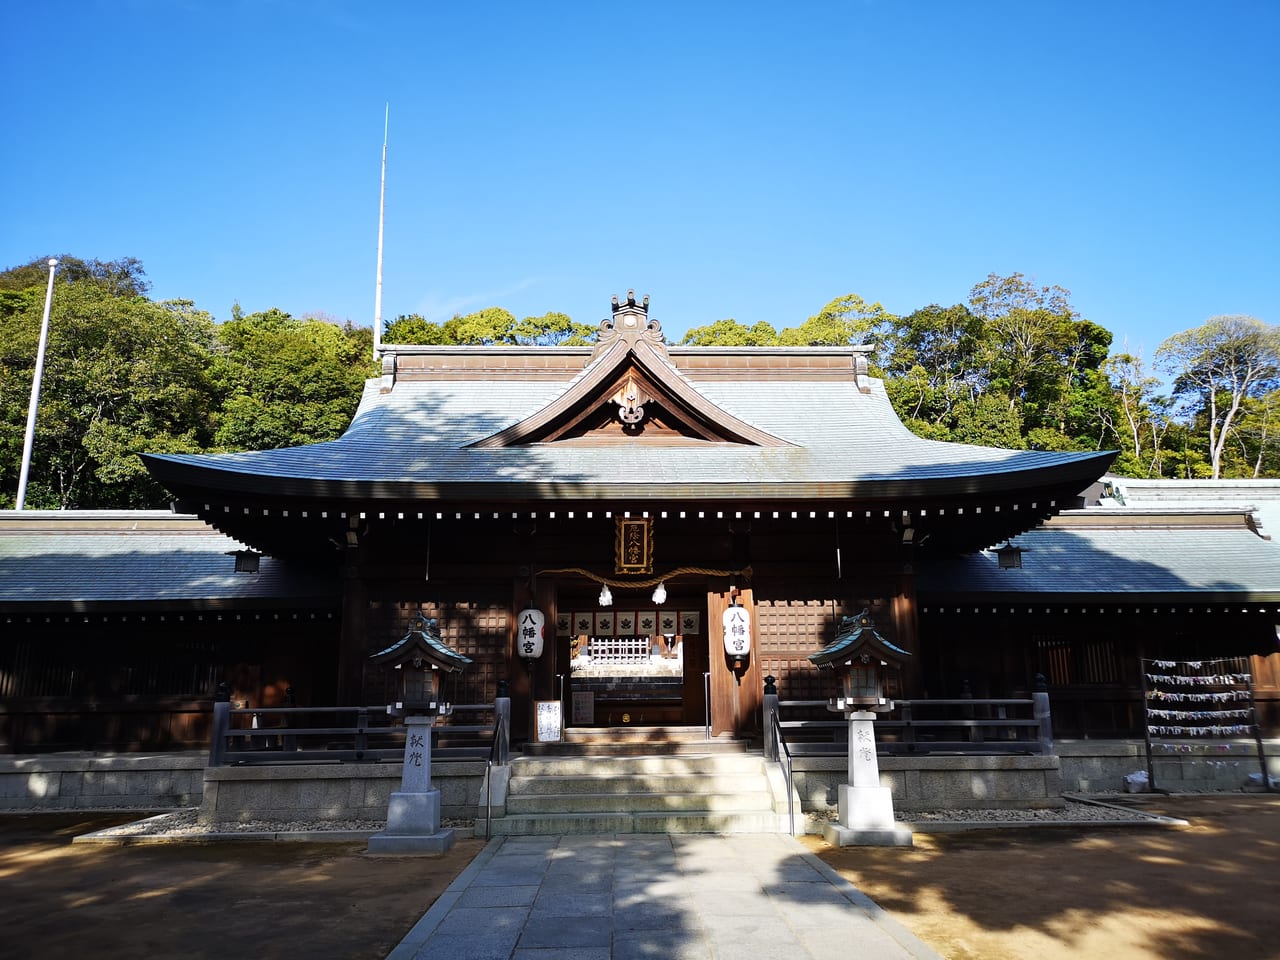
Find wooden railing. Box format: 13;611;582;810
764;686;1053;758
208;700;499;767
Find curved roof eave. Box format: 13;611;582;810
141;449;1116;505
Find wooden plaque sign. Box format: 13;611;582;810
533;701;562;742
615;516;654;574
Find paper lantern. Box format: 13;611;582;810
517;608;546;659
722;604;751;657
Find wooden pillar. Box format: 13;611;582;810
505;576;557;743
534;576;557;703
707;586;763;738
891;568;923;699
335;548;368;706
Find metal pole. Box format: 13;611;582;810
16;258;58;510
703;671;711;740
372;104;388;360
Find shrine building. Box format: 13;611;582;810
2;293;1277;751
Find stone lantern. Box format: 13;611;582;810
367;616;471;855
808;609;913;847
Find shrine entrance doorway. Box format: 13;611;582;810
557;589;709;728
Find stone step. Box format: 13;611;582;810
506;791;776;814
510;754;765;778
484;750;787;835
508;772;768;797
561;725;713;741
523;726;750;756
485;810;790;836
523;738;748;756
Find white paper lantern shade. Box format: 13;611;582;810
517;608;545;659
722;605;751;657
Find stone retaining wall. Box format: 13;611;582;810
792;754;1066;812
4;740;1275;819
1057;739;1279;793
0;753;206;810
199;761;485;823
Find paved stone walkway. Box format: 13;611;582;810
387;833;942;960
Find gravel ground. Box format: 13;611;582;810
793;797;1181;828
75;796;1166;840
77;809;476;839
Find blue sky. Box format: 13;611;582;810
3;1;1276;357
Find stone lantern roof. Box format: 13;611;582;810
808;609;910;671
369;615;471;673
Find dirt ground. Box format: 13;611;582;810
805;794;1280;960
0;814;484;960
0;795;1277;960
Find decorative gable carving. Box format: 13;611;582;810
470;292;793;448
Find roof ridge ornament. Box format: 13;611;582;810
594;290;666;359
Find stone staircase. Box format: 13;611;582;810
522;724;749;757
480;728;793;835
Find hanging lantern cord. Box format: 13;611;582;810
535;565;752;590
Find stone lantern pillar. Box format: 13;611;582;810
809;610;913;847
367;616;471;855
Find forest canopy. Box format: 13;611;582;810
1;257;1275;509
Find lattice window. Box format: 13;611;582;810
1080;640;1121;684
368;600;509;705
1036;635;1121;686
0;636;222;699
1036;636;1072;685
756;598;841;700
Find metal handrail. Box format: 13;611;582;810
484;708;510;840
209;702;496;767
774;696;1050;755
770;709;796;836
703;672;711;740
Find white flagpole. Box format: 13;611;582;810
373;103;388;360
15;258;59;510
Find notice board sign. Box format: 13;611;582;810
572;691;595;725
534;700;562;742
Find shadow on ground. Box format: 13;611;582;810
2;797;1278;960
0;813;483;960
804;795;1280;960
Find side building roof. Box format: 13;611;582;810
0;511;339;614
917;509;1280;605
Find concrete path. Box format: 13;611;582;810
387;833;942;960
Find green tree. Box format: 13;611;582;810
777;294;897;356
1231;390;1280;478
881;304;987;427
968;273;1112;436
384;308;591;346
680;319;780;346
442;307;519;345
1100;351;1172;477
212;309;374;451
939;395;1025;448
0;266;218;508
514;311;595;346
0;255;149;298
1155;315;1280;479
383;314;453;344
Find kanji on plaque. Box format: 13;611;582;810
614;517;653;574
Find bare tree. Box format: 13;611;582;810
1156;315;1280;479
